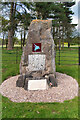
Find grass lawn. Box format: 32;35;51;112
1;47;79;119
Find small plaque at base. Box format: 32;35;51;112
28;79;48;90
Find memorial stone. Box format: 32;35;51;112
16;20;57;90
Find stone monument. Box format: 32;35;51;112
16;20;57;90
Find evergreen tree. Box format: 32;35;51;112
1;2;32;50
63;2;76;47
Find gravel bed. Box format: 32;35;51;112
0;72;78;103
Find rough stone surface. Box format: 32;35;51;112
24;78;28;90
20;20;55;75
16;75;25;87
48;75;57;87
0;72;78;103
17;20;56;89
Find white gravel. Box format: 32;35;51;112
0;72;78;103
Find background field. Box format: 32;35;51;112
1;47;79;119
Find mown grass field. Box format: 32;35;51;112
1;47;79;119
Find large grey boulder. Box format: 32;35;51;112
16;20;57;89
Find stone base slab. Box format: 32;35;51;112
28;79;48;90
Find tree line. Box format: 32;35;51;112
1;2;77;50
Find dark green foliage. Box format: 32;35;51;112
33;2;76;48
1;2;77;49
1;2;33;49
2;17;8;32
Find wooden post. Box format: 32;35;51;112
16;47;18;64
59;46;60;65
